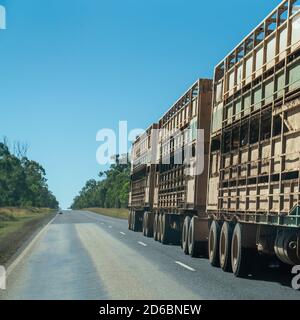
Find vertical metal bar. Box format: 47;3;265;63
297;232;300;260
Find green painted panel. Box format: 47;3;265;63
276;72;285;98
264;80;274;104
289;61;300;91
212;105;223;133
243;93;251;115
253;87;262;110
227;104;233;124
235;99;242;119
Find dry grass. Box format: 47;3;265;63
0;207;53;235
0;207;56;265
84;208;128;220
0;207;52;220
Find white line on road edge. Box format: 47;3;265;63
120;232;126;235
175;261;196;272
138;241;147;247
7;214;58;276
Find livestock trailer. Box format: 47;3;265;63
129;79;213;254
153;79;212;252
128;124;158;235
207;0;300;276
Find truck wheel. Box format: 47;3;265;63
143;212;147;236
182;216;191;254
219;221;233;272
131;211;136;231
153;213;159;241
208;220;221;267
133;211;137;232
231;223;253;278
130;212;134;230
132;211;141;232
161;214;172;245
145;212;154;238
128;211;132;230
156;214;162;242
188;216;208;258
158;214;163;243
274;230;300;265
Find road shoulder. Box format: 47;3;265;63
82;208;128;220
0;209;57;268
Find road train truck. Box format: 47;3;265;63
129;0;300;278
128;78;213;253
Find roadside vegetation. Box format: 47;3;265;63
0;139;58;208
0;138;59;265
83;208;128;219
71;155;130;218
0;207;54;239
0;207;56;265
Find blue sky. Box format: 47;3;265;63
0;0;280;208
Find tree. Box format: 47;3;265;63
71;154;130;210
0;139;59;209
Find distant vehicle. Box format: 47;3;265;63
58;210;63;215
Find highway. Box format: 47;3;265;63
0;210;300;300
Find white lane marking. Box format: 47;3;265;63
100;222;104;225
120;232;126;235
175;261;196;272
138;241;147;247
108;226;112;229
7;214;58;276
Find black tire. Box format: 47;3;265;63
132;211;141;232
182;216;191;254
158;214;163;243
231;223;253;278
142;212;147;236
219;221;233;272
143;212;153;238
153;213;159;241
161;214;172;245
132;211;136;231
145;212;154;238
128;211;132;230
188;217;208;258
208;220;221;267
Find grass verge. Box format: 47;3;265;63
0;207;56;266
84;207;128;220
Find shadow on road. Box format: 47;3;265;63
247;268;293;288
169;243;299;291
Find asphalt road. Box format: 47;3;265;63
0;210;300;300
